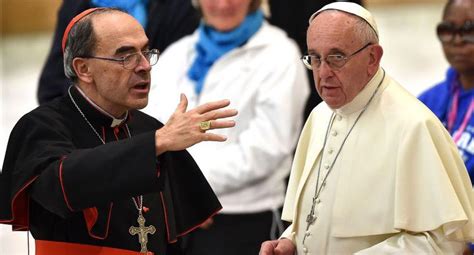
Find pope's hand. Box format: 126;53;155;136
154;94;237;155
259;239;295;255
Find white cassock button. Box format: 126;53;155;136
337;115;342;121
303;247;308;253
324;163;330;169
328;148;334;154
331;130;338;136
316;198;321;204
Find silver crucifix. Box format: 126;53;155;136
129;211;156;253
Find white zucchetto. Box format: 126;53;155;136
309;2;379;38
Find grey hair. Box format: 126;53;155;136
353;16;379;44
63;8;125;82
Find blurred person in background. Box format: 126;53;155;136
418;0;474;253
143;0;309;254
37;0;199;104
419;0;473;182
260;2;474;254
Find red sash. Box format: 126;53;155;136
35;240;154;255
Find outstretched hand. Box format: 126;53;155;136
155;94;238;155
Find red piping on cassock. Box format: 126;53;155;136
0;176;39;231
59;156;74;211
82;203;114;240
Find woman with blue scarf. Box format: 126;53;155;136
144;0;309;254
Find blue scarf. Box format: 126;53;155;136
188;10;264;94
91;0;149;28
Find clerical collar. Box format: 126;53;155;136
74;86;128;127
335;68;385;116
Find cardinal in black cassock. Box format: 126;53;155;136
0;85;222;254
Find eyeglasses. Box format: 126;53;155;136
81;49;160;69
436;20;474;44
301;43;372;70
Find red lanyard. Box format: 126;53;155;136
447;81;474;143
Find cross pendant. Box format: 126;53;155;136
306;213;317;226
129;211;156;253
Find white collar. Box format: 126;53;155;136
75;86;128;127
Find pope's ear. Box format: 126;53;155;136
367;44;383;75
72;57;93;83
369;44;383;66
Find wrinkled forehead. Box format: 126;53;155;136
307;11;360;49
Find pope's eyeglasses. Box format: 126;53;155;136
436;20;474;44
301;43;372;70
81;49;160;69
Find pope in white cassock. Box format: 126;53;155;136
260;2;474;255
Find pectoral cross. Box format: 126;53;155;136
129;212;156;253
303;212;317;245
306;212;317;226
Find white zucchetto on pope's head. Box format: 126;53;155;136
308;2;379;39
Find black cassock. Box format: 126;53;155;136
0;86;221;254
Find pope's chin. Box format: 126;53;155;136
323;97;344;109
326;103;342;109
320;92;344;109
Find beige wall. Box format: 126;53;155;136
1;0;61;35
0;0;446;35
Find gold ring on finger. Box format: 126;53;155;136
199;120;211;131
